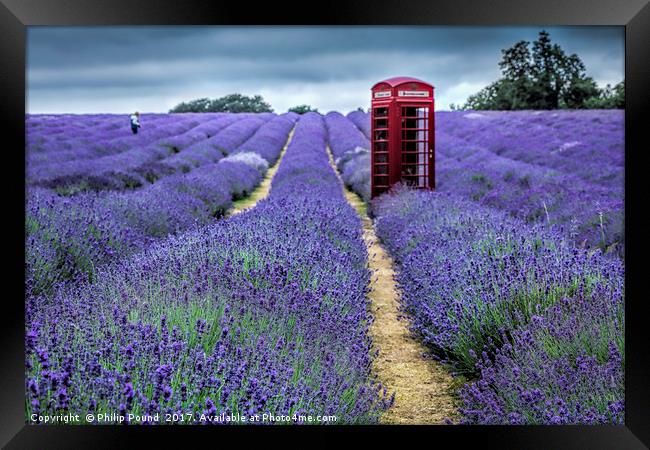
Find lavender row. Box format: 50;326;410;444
232;112;298;163
324;112;369;160
150;113;295;178
26;114;227;185
373;187;624;424
342;110;624;252
131;114;261;182
27;114;133;152
26;158;267;297
26;114;296;296
26;114;211;164
438;110;624;189
29;114;271;194
342;110;624;189
435;128;624;253
26;112;390;424
346;110;371;140
324;112;372;202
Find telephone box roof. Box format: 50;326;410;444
372;76;434;89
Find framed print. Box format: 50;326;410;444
1;0;649;447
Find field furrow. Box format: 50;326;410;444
228;126;295;216
328;146;457;424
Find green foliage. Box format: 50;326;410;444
170;94;273;113
288;104;319;114
459;31;624;110
170;97;213;113
583;81;625;109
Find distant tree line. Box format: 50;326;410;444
452;31;624;110
170;94;331;115
170;94;274;113
288;104;319;114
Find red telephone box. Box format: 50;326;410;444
370;76;435;198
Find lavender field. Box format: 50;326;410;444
343;110;625;424
25;109;624;425
338;109;625;254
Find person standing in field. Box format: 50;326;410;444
130;111;141;134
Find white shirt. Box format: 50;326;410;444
130;114;140;127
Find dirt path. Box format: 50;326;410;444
228;127;295;216
327;148;457;424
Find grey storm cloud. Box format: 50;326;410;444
27;26;624;113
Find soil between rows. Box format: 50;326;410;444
327;147;458;424
228;136;457;424
228;127;295;216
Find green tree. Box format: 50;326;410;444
463;81;501;110
288;104;318;114
459;30;622;110
614;80;625;107
561;76;600;109
583;80;625;109
170;97;212;113
499;40;536;108
170;94;273;113
209;94;273;113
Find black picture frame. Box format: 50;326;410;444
2;0;648;447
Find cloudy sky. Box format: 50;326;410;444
27;26;624;114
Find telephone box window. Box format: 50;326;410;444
375;165;389;175
374;175;389;186
374;141;388;152
375;153;388;164
374;107;389;117
374;129;389;141
374;118;389;129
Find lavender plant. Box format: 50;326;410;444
25;113;292;295
26;112;390;424
27;114;214;187
373;187;624;424
324;112;371;201
25;108;624;426
345;110;624;253
27;113;269;193
458;288;624;424
232;113;297;164
346;110;371;140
